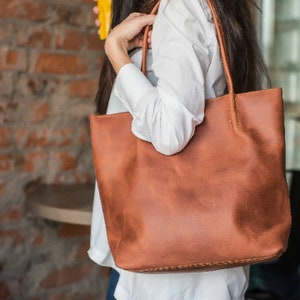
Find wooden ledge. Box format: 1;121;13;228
26;184;94;226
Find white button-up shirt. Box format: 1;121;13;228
89;0;249;299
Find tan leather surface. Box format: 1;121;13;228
89;0;291;272
90;88;291;272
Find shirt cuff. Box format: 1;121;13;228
114;63;155;115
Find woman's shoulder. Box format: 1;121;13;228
160;0;213;23
157;0;215;48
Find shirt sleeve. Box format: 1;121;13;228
113;0;211;156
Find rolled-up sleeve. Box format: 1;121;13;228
113;0;210;155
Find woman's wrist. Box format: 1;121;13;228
103;13;155;73
105;37;131;73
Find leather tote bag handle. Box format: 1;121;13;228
142;0;232;91
90;0;290;273
141;0;239;127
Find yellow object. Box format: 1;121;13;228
97;0;112;40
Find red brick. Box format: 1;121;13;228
14;129;27;146
25;130;48;147
18;28;51;48
0;182;4;196
27;78;48;94
0;102;4;123
85;6;98;27
0;282;11;300
98;55;105;69
13;151;24;170
52;0;78;2
6;100;17;109
0;128;10;147
20;1;47;21
29;227;44;245
54;6;83;26
14;128;74;148
0;102;21;123
77;127;90;145
6;51;17;65
27;102;50;123
18;76;58;97
38;128;73;147
0;23;14;42
3;49;27;71
85;33;104;50
49;291;100;300
52;128;73;147
0;207;23;223
0;71;14;95
55;30;84;51
55;152;77;171
66;0;93;2
76;240;90;258
68;79;98;99
0;103;18;121
15;129;47;148
58;224;90;238
0;154;14;173
41;264;92;289
0;0;18;18
35;53;87;75
0;0;47;20
24;152;47;172
0;230;24;247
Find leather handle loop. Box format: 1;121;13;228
206;0;234;94
141;0;161;75
142;0;234;95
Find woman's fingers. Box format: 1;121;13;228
105;13;155;52
93;5;100;28
125;12;144;20
105;13;156;73
126;14;156;33
147;29;152;48
95;19;100;27
93;6;99;14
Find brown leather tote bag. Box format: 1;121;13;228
90;0;291;272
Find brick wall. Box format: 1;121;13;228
0;0;109;299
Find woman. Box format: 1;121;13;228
89;0;269;299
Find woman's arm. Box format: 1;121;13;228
104;1;212;155
105;13;156;73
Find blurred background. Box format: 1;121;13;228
0;0;109;299
0;0;299;299
248;1;300;299
259;0;300;171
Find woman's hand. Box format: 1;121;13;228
92;2;155;73
106;13;155;51
105;13;156;73
93;4;101;33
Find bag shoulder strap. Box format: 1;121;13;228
141;0;234;95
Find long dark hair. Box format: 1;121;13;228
95;0;269;114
